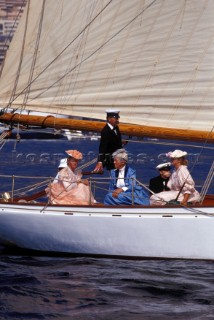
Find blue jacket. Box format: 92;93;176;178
104;165;149;205
109;165;136;192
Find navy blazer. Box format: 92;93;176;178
98;123;122;170
149;175;170;194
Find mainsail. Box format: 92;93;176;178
0;0;213;139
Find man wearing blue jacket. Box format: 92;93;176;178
104;149;149;205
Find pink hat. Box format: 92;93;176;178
65;150;83;160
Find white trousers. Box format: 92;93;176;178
150;190;200;206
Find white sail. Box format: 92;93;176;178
0;0;213;132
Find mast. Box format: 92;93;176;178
0;112;213;143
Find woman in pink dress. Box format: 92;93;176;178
46;150;94;205
150;150;200;206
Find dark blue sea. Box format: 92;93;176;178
0;136;214;319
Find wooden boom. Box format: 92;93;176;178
0;112;213;143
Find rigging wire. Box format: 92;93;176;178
59;1;99;107
0;140;7;151
200;161;214;203
27;0;158;103
12;179;50;197
0;0;26;78
21;0;46;111
178;205;214;216
1;0;113;110
75;157;98;171
1;0;158;107
5;0;30;112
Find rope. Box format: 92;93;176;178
75;157;97;172
6;1;30;112
0;130;11;142
0;140;7;150
0;174;52;179
178;205;212;216
135;178;157;195
12;179;50;197
188;126;214;202
0;130;11;151
200;161;214;203
2;179;50;198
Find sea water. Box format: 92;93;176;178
0;137;214;319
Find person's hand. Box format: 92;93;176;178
92;162;103;173
80;179;89;186
112;188;123;198
122;140;128;146
181;194;189;206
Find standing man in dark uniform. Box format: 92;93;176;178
93;109;125;172
149;162;171;194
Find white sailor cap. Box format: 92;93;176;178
156;162;171;171
105;109;120;118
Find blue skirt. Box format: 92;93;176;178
104;187;149;205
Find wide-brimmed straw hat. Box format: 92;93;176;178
65;150;83;160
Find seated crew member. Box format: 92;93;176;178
150;150;200;206
93;109;127;172
46;150;95;205
104;148;149;205
149;162;171;194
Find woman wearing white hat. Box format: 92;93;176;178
150;150;200;206
46;150;94;205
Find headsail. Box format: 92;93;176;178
0;0;213;138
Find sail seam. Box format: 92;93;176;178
4;0;113;109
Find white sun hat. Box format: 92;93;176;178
166;150;187;159
58;158;67;169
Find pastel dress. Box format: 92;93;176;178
46;167;94;205
104;165;149;205
150;165;200;205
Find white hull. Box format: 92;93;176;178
0;203;214;260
